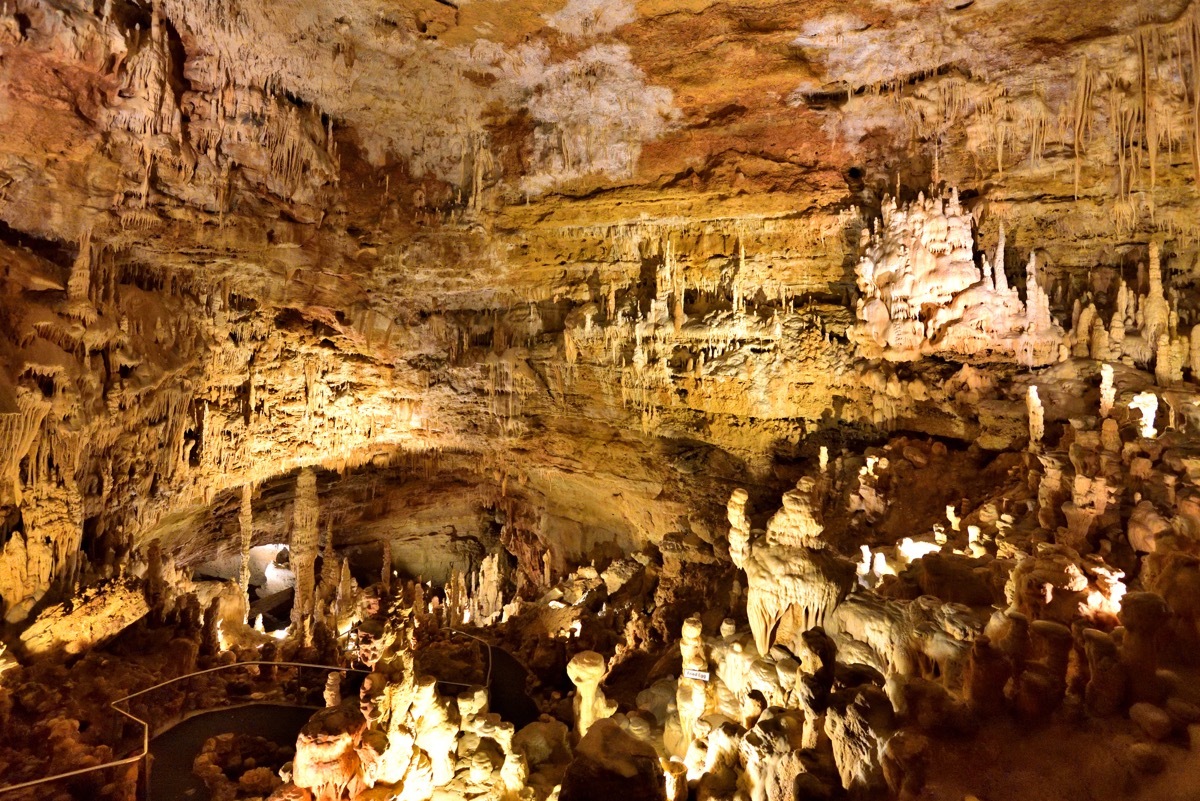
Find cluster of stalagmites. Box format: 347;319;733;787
0;218;437;640
847;188;1200;400
10;371;1200;800
539;189;1200;458
1062;240;1200;384
271;630;529;801
704;378;1200;799
851;189;1062;366
256;373;1200;801
12;326;1200;801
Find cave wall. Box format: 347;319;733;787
1;0;1198;629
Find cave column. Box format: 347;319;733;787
291;467;318;643
381;539;392;597
238;483;253;619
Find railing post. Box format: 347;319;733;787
140;750;151;801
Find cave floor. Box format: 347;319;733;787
148;704;313;801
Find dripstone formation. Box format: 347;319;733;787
2;1;1200;800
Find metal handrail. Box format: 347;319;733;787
449;627;494;690
0;660;359;796
0;641;494;798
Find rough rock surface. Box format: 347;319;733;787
1;0;1197;614
559;718;666;801
4;1;1200;801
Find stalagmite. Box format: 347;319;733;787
1144;241;1169;346
1100;364;1115;418
1110;283;1128;359
676;615;708;754
730;480;857;655
1027;385;1045;446
1155;334;1174;385
567;650;617;736
238;483;253;614
325;671;343;707
1130;392;1159;439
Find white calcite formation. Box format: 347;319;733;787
1100;363;1116;418
1027;385;1045;446
1130;392;1159;439
852;190;1064;365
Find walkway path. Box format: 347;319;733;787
148;704;314;801
144;643;539;800
486;646;540;729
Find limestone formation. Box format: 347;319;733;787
1100;364;1116;418
729;478;857;656
567;650;618;738
5;2;1200;801
1027;385;1045;446
291;468;319;641
292;706;368;801
238;483;253;615
851;192;1064;365
676;614;708;754
1130;392;1159;439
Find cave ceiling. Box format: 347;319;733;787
1;0;1198;581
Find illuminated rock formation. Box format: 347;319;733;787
292;706;368;801
675;614;708;755
1130;392;1159;439
729;478;857;656
291;468;319;642
1027;385;1045;446
238;483;253;614
567;650;617;737
851;192;1065;365
5;2;1200;801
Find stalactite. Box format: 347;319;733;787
1107;84;1136;199
0;396;49;507
1140;27;1159;208
1071;56;1095;199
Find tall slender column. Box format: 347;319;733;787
291;468;318;642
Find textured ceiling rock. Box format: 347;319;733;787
1;0;1199;635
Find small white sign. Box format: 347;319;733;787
682;669;710;682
